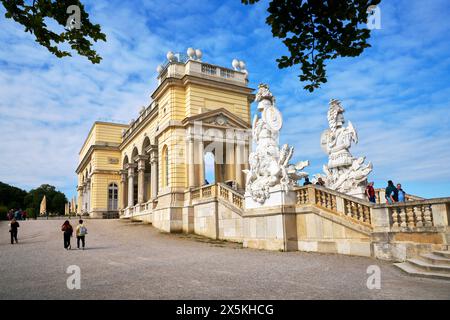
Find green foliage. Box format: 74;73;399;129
25;184;68;216
25;207;36;219
0;205;7;220
1;0;106;63
0;182;67;217
242;0;381;92
0;181;27;209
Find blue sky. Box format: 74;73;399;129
0;0;449;200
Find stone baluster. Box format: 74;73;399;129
363;206;371;224
391;208;399;228
414;206;423;227
399;207;407;228
406;206;415;228
345;200;351;217
331;196;337;212
323;193;329;208
423;205;433;227
358;204;364;222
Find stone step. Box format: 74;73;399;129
433;250;450;259
407;258;450;274
420;253;450;266
394;262;450;281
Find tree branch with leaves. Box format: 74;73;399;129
1;0;106;63
242;0;381;92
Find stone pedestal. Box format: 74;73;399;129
347;186;366;199
245;185;297;209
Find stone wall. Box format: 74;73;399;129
120;183;449;261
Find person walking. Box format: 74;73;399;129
75;220;88;250
365;182;376;203
9;218;20;244
397;183;406;202
61;220;73;250
385;180;397;204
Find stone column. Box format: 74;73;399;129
188;138;195;188
127;164;136;207
198;141;204;186
226;142;235;182
137;156;148;204
235;143;242;189
120;170;127;209
86;179;91;213
150;150;158;199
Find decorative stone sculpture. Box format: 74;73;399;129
244;84;309;204
315;99;372;197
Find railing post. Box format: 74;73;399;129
307;186;316;205
370;207;391;233
335;196;345;214
431;203;449;228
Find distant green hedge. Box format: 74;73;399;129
0;205;7;220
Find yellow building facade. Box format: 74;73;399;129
76;53;253;225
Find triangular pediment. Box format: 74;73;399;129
183;108;250;129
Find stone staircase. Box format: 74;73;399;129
394;250;450;280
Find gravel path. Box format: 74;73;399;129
0;219;449;300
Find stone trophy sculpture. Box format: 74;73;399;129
315;99;372;198
244;84;309;206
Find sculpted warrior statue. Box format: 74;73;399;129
244;84;309;204
316;99;372;196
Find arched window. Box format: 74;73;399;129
204;152;215;185
108;183;118;211
162;146;169;187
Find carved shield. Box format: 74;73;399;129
262;106;283;131
320;129;330;153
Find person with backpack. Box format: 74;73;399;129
61;220;73;250
9;218;20;244
75;220;88;250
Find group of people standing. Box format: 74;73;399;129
365;180;406;204
7;209;26;221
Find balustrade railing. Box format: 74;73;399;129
343;199;371;225
296;188;309;205
294;185;449;232
295;186;372;227
189;183;244;210
389;203;433;229
315;189;337;212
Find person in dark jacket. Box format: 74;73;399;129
385;180;398;204
9;218;20;244
61;220;73;250
303;177;312;186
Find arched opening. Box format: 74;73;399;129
162;145;169;187
108;183;118;211
142;137;151;201
204;152;215;185
203;140;225;185
122;155;129;207
131;147;139;205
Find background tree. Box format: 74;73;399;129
1;0;106;63
25;184;68;218
0;181;27;209
242;0;381;92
